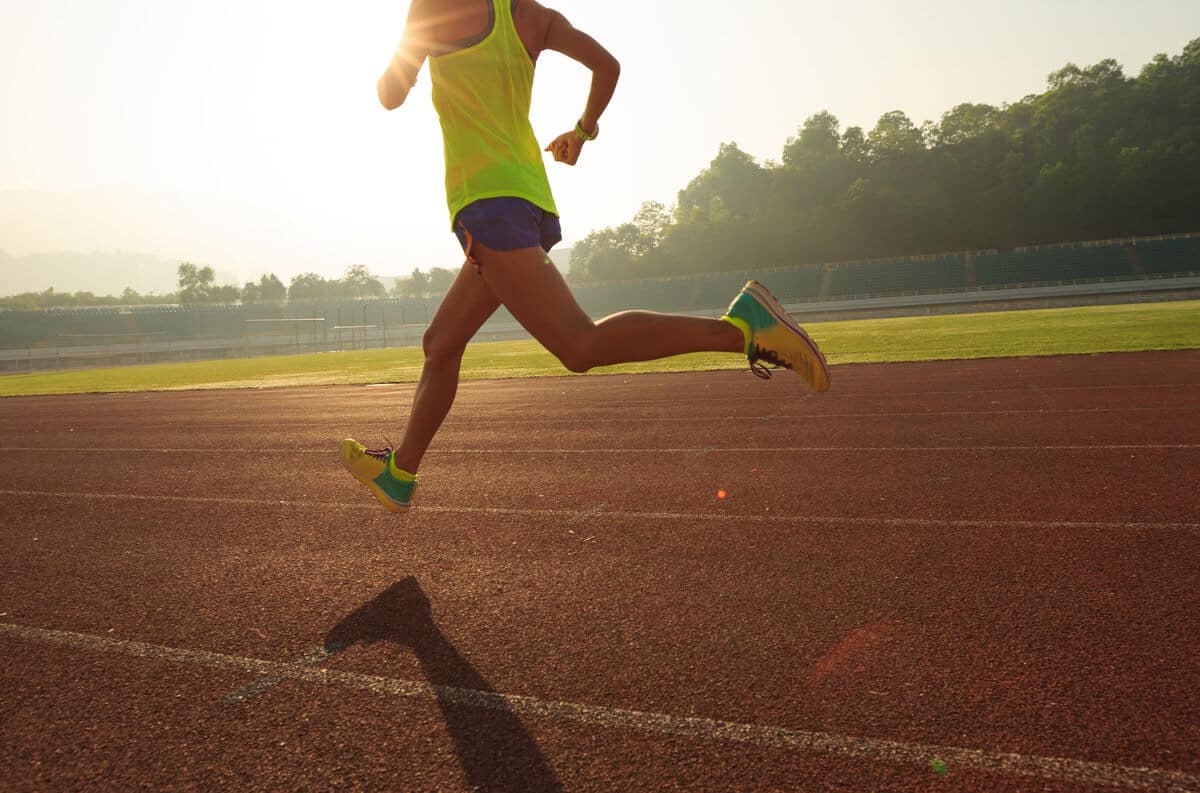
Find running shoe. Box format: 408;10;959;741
339;439;417;513
722;280;831;391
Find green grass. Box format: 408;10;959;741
2;300;1197;397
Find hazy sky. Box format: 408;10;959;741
1;0;1197;287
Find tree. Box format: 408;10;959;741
840;126;869;167
398;268;429;298
288;272;330;302
631;201;670;256
677;142;768;222
259;273;286;303
214;284;242;303
935;103;1001;146
243;273;285;304
242;280;262;303
867;110;925;160
566;223;644;282
782;110;841;167
551;41;1200;276
177;262;216;304
427;267;457;295
341;264;386;299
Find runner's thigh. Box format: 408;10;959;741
424;260;502;354
473;243;594;351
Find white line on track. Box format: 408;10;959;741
484;381;1200;406
1;444;1198;454
2;622;1196;791
449;405;1200;423
4;406;1194;431
350;381;1200;400
237;380;1200;401
433;444;1200;453
4;407;1195;431
1;489;1196;531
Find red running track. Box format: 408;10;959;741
1;350;1197;791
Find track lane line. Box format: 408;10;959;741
2;406;1198;432
1;444;1197;454
2;621;1195;791
0;489;1196;531
4;405;1195;429
473;381;1200;407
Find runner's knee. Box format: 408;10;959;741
551;334;596;374
557;351;593;374
422;327;466;364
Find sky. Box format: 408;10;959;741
1;0;1198;290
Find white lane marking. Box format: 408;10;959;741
1;406;1197;432
445;405;1200;424
486;381;1200;407
222;643;344;704
1;445;1198;454
436;445;1200;453
2;622;1196;791
0;489;1196;531
566;503;608;525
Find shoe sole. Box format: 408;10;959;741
340;455;411;514
744;280;831;392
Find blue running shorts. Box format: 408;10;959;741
454;197;562;272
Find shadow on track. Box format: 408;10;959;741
324;577;562;792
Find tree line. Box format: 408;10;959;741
0;264;462;310
7;40;1195;308
569;39;1200;283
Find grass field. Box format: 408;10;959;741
1;300;1196;397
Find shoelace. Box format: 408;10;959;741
749;347;787;380
363;438;394;462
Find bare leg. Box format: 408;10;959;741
392;262;499;473
570;309;743;367
475;244;745;372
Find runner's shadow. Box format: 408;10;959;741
324;577;562;792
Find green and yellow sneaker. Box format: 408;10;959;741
722;280;831;392
339;439;418;513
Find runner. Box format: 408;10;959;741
342;0;830;513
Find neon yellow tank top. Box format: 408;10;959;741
428;0;558;228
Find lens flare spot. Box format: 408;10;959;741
717;489;727;500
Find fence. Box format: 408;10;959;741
2;232;1197;372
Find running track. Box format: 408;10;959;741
1;350;1197;791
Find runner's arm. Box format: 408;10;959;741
537;6;620;164
544;9;619;137
377;0;433;110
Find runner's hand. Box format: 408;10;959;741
545;131;584;166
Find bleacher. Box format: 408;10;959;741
689;271;761;312
1134;237;1200;276
975;245;1133;288
759;265;824;302
828;255;966;299
570;264;822;312
572;281;643;318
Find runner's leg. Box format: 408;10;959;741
392;261;500;473
474;243;744;372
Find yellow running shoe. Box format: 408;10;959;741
722;280;831;392
339;439;417;513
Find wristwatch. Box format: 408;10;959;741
574;119;599;141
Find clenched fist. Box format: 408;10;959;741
545;129;586;166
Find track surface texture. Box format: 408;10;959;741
1;350;1198;792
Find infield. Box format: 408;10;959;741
0;299;1196;396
